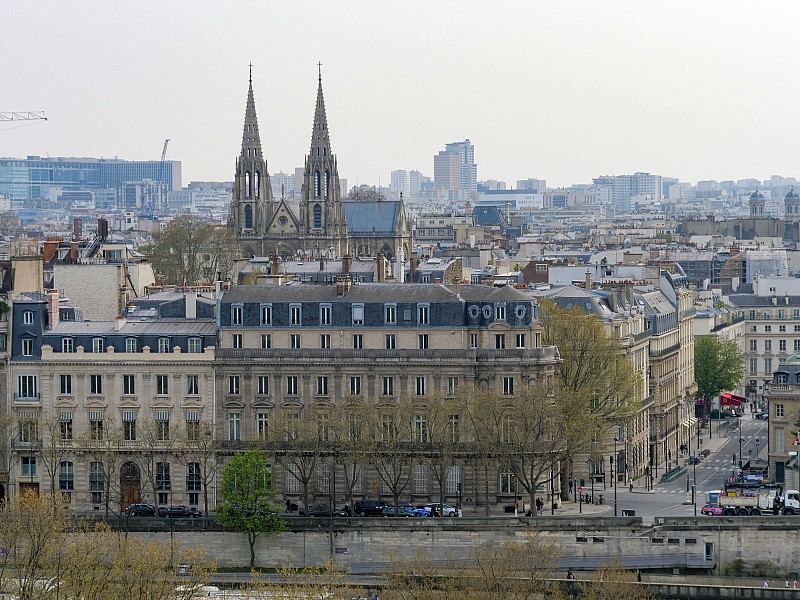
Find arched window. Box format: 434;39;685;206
244;205;253;229
245;172;251;198
314;204;322;229
315;171;321;198
255;171;260;198
325;171;330;199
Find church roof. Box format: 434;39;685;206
342;200;402;234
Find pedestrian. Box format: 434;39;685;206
285;498;291;513
637;571;642;582
793;580;798;589
785;578;790;588
763;580;769;588
629;479;633;492
567;568;575;580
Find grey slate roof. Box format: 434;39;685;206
48;320;216;335
730;294;800;307
342;200;401;234
222;282;460;303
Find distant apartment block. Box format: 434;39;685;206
434;140;477;200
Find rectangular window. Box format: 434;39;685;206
765;340;772;352
60;374;72;395
779;309;786;320
21;456;36;477
415;376;426;396
90;374;102;395
495;305;506;320
22;311;34;325
776;427;785;453
287;376;298;396
290;334;301;349
17;375;38;400
470;333;478;349
320;304;331;326
448;377;458;396
499;470;515;494
228;412;240;441
350;376;361;395
352;304;364;325
446;465;462;495
385;334;396;349
155;412;170;441
765;358;773;373
763;311;771;320
417;304;429;325
126;338;138;353
186;412;200;441
261;334;271;349
59;412;73;440
123;374;135;396
187;337;202;353
413;464;427;495
795;309;800;320
89;461;104;504
18;413;37;443
317;376;328;396
290;305;302;326
320;333;331;349
21;339;33;356
750;340;758;352
261;304;272;325
257;413;269;440
187;462;202;493
61;338;74;353
449;415;461;443
156;462;171;492
766;326;772;333
180;375;197;397
156;374;169;395
232;333;243;349
794;340;800;352
516;334;526;348
353;334;363;349
780;340;787;352
257;375;269;395
92;338;104;353
158;338;171;353
382;376;394;396
418;334;429;350
122;412;136;441
750;358;758;374
495;334;506;349
285;463;301;493
89;412;103;441
781;325;787;332
385;304;396;325
231;305;242;325
503;376;515;396
229;375;240;395
414;415;428;442
776;404;785;418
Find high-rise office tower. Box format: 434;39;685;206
434;139;477;198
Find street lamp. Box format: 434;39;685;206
612;437;619;517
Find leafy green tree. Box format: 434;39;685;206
217;450;285;568
694;336;745;420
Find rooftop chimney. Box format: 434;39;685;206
336;274;352;297
270;254;281;275
47;290;60;329
376;253;386;283
342;254;352;275
115;316;127;331
185;292;197;319
319;255;325;271
585;271;592;290
43;240;59;263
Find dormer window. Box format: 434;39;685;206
776;373;788;384
22;311;34;325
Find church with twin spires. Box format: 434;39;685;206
228;67;411;264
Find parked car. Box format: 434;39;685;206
700;504;725;516
354;500;389;517
125;503;156;517
299;504;334;518
159;505;202;518
382;505;418;517
424;503;459;517
755;412;768;420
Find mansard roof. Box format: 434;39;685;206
342;200;403;234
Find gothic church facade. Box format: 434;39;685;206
229;70;411;264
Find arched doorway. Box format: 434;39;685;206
120;461;142;508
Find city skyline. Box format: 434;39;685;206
2;1;800;189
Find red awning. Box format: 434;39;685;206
720;392;746;406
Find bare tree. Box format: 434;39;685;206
74;416;125;518
182;420;219;516
364;397;415;512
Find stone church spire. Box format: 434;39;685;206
230;64;272;236
301;65;347;257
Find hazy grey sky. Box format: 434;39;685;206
2;1;799;188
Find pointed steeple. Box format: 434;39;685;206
242;62;263;158
310;63;332;157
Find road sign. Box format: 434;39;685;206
578;486;583;494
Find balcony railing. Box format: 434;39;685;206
216;347;561;362
650;343;681;359
770;383;791;392
13;394;39;403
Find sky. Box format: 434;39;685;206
2;1;800;189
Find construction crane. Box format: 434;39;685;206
0;112;47;122
144;138;169;217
